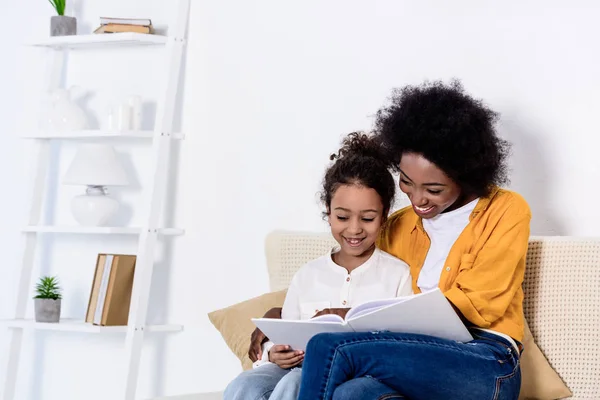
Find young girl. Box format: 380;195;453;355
224;132;413;400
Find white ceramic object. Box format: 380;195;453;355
47;88;88;130
71;186;120;226
117;103;132;131
128;95;142;130
63;144;129;226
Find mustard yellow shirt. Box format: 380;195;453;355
377;186;531;341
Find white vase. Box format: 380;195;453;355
71;186;120;226
47;88;88;130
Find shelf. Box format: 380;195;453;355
2;319;183;333
22;226;185;236
21;130;185;140
28;33;169;49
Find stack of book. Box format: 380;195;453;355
93;17;155;34
86;254;137;326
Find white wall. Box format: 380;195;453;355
1;0;599;398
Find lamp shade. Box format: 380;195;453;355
63;144;129;186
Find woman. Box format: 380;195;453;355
250;80;530;400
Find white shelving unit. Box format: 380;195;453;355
1;1;191;399
22;226;185;235
5;319;183;334
21;130;186;140
30;32;169;49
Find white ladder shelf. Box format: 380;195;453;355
1;1;191;399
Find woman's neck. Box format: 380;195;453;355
443;192;479;214
333;245;376;273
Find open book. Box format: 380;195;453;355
252;288;473;351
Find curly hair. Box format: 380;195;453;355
373;79;510;197
321;132;396;216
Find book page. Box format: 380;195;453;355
346;294;413;321
310;314;345;323
346;289;473;342
252;318;353;351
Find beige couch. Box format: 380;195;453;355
184;231;600;399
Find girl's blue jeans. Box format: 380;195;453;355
297;329;522;400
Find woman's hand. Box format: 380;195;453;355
268;345;304;369
248;307;282;362
312;307;351;319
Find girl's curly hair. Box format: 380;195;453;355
321;132;395;216
373;79;510;197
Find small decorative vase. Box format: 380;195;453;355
47;88;88;130
34;298;61;323
50;16;77;37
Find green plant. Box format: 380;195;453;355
47;0;66;16
34;276;62;300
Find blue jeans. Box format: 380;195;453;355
224;363;302;400
297;329;522;400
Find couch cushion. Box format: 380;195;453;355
522;238;600;399
208;289;287;370
519;318;572;399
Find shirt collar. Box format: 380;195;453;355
328;246;379;275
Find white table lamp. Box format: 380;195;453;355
63;144;129;226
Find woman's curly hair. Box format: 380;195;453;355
373;79;510;197
321;132;395;216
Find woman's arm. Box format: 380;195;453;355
248;273;302;362
444;207;531;328
248;306;281;362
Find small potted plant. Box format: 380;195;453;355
33;276;62;323
47;0;77;37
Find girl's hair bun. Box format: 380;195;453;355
331;131;385;164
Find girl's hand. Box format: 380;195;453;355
248;307;282;362
268;345;304;369
312;307;351;319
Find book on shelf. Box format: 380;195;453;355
252;288;473;351
86;254;137;326
100;17;152;26
94;17;155;35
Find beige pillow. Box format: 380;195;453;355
209;293;572;398
519;318;572;399
208;289;288;370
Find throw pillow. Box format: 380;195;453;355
208;289;287;370
519;318;572;399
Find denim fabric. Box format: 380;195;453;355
224;363;302;400
298;329;521;400
333;377;405;400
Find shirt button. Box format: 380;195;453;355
446;266;451;271
346;276;351;282
342;300;347;305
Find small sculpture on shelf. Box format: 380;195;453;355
47;87;89;130
47;0;77;36
33;276;62;323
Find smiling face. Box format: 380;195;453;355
327;184;384;262
399;152;476;219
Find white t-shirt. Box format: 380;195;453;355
417;198;479;293
255;246;412;367
282;247;413;319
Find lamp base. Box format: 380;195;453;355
71;186;119;226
